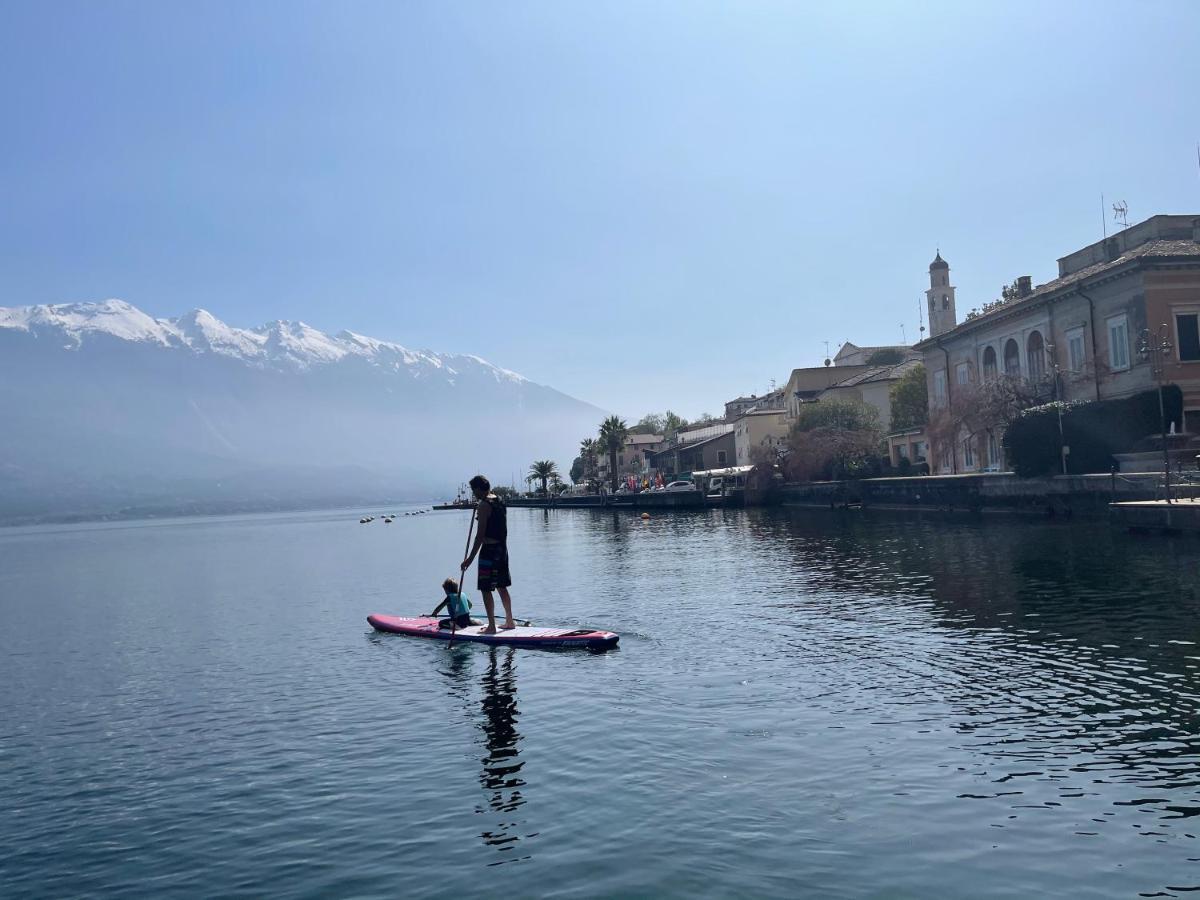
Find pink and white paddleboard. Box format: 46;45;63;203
367;615;619;650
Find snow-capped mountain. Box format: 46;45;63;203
0;299;603;522
0;298;527;383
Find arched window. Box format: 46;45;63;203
1004;339;1021;376
982;346;998;380
942;295;949;310
1027;331;1045;380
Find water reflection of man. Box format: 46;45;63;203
435;646;529;861
479;648;525;820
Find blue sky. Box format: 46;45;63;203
2;1;1198;419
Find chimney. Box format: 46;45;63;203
1017;275;1032;298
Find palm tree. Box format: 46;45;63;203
528;459;559;495
598;415;629;490
579;437;598;479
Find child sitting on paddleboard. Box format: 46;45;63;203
429;578;479;629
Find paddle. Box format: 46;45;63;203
448;496;477;649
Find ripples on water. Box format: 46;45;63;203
3;507;1200;897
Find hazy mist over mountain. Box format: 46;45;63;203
0;300;604;523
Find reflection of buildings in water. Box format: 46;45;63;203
476;647;531;863
768;510;1200;828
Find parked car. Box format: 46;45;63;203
665;480;697;492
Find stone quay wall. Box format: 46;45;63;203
780;472;1200;517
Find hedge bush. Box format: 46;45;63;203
1002;385;1183;477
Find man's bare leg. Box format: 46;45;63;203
480;590;497;634
497;587;516;629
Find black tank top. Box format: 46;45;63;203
483;495;507;543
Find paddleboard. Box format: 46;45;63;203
367;615;618;649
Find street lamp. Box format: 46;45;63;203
1138;324;1175;503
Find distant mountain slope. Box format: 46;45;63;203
0;300;603;522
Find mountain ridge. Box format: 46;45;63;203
0;299;602;523
0;298;536;385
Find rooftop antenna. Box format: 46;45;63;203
900;323;907;344
917;296;926;340
1112;200;1129;230
1101;193;1107;239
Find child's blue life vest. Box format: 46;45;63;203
446;592;471;618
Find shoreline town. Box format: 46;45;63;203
478;213;1200;532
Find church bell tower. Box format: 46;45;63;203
926;251;957;338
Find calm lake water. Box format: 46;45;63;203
4;505;1200;898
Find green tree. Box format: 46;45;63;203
630;413;665;435
598;415;629;489
528;459;559;495
866;348;907;365
663;410;688;439
793;399;881;433
787;399;884;481
578;437;598;480
889;364;928;430
569;456;585;484
693;412;719;425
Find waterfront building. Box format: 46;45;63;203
779;346;923;473
595;432;667;482
886;427;929;471
817;358;923;432
672;421;735;445
833;341;917;367
733;408;790;465
724;389;785;422
623;433;666;473
782;364;872;419
914;214;1200;474
649;430;736;477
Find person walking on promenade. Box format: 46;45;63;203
461;474;516;633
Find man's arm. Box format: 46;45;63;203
462;502;490;569
429;598;447;616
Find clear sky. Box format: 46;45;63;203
2;1;1198;420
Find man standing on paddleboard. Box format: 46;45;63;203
461;475;516;633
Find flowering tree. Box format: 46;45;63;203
927;375;1045;471
783;399;883;482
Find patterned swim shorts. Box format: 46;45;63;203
477;543;512;592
